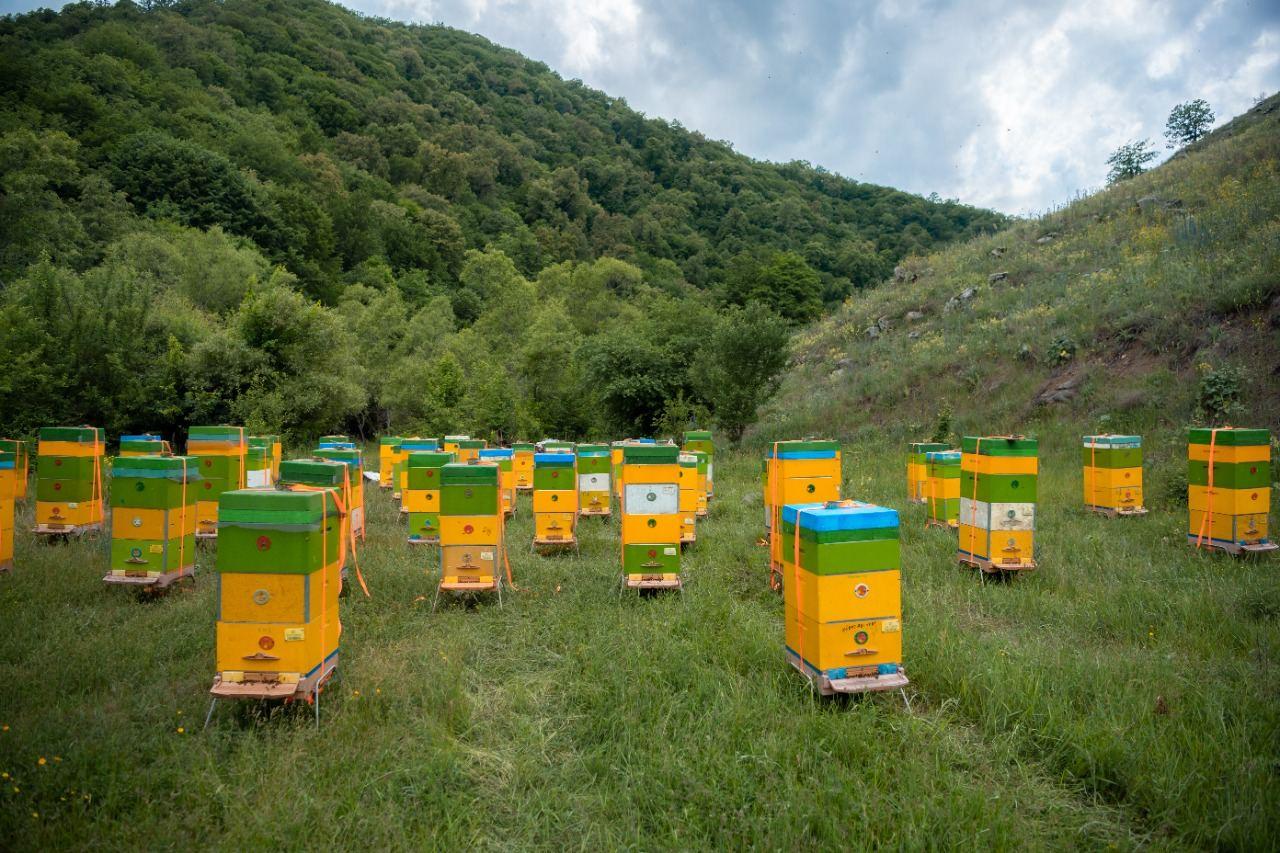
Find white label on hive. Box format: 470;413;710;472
959;498;1035;531
284;628;305;642
882;619;901;633
69;502;79;508
707;462;713;481
579;473;610;491
246;469;270;488
480;551;494;561
625;484;679;514
663;547;677;556
684;517;694;525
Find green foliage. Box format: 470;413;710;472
1194;364;1244;424
1106;139;1158;184
1044;335;1077;367
726;251;825;324
1165;99;1214;149
691;303;790;442
929;405;953;443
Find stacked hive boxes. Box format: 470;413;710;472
456;439;486;462
314;445;366;540
119;434;170;457
610;441;626;503
443;435;469;454
682;431;715;500
532;452;577;547
35;426;106;534
378;437;404;490
576;444;612;517
479;448;516;517
0;440;28;500
279;459;353;586
438;462;503;592
404;450;452;544
0;447;14;572
1082;435;1146;516
958;436;1038;572
319;435;349;447
781;501;906;692
907;442;950;503
621;444;682;589
924;450;961;529
188;426;247;539
764;440;842;586
541;440;575;454
512;442;535;490
1188;427;1275;553
397;438;440;502
247;436;280;488
211;486;343;700
106;455;198;587
677;451;698;545
691;451;710;517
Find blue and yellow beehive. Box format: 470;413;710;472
397;438;440;504
924;450;961;529
106;455;198;588
512;442;535;491
781;500;906;694
479;448;516;517
621;444;682;589
764;440;842;587
682;430;715;502
533;452;577;548
1082;434;1145;516
907;442;949;504
188;426;247;539
958;435;1038;573
405;450;453;544
314;445;366;541
119;434;171;457
438;461;503;594
1188;427;1275;554
576;443;612;518
378;436;404;490
0;447;15;572
0;440;29;501
677;451;698;545
35;426;106;535
210;486;343;702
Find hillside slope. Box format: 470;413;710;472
752;93;1280;445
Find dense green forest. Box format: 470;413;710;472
0;0;1003;443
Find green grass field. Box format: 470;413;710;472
1;435;1277;849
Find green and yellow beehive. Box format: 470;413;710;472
0;439;30;501
405;450;453;544
35;426;106;534
106;455;199;588
396;438;440;502
682;430;715;501
379;436;404;489
621;444;681;589
512;442;536;491
187;426;247;539
781;501;906;694
1188;427;1275;554
119;433;171;458
764;440;842;588
443;435;470;455
576;443;612;518
958;435;1038;573
438;462;503;594
314;445;366;540
211;486;344;702
1082;434;1145;516
247;435;280;488
533;452;577;548
0;447;15;572
677;451;698;545
907;442;949;504
924;450;961;529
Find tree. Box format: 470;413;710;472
1165;99;1214;149
691;303;790;443
1105;140;1158;185
725;251;823;324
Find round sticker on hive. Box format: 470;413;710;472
257;535;271;551
132;516;142;528
647;549;657;558
130;547;142;559
134;481;145;492
551;471;559;478
464;524;474;534
204;459;212;467
854;582;870;598
253;589;271;605
646;492;657;502
54;459;62;466
54;482;61;491
203;481;212;490
854;630;869;645
647;518;657;528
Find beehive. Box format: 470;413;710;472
0;440;29;500
438;462;503;593
781;501;906;694
924;450;961;529
691;450;710;517
576;443;612;517
1082;434;1146;516
378;436;404;489
907;442;950;504
764;440;842;588
396;438;440;501
677;451;698;545
314;446;366;540
456;438;487;462
443;435;470;454
621;444;681;589
187;426;247;539
512;442;535;490
540;440;575;453
279;459;356;586
210;487;343;701
0;448;15;572
247;435;280;488
610;441;627;502
682;430;715;500
404;450;453;544
106;455;198;588
319;434;350;447
1188;427;1275;554
533;452;577;548
479;448;516;517
958;436;1038;573
35;426;106;534
119;434;171;457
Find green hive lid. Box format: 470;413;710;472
315;448;363;468
1082;434;1141;448
678;452;697;468
189;425;245;439
248;435;279;448
909;442;950;452
441;462;499;485
577;443;609;455
457;439;486;449
444;434;471;441
220;487;338;520
1187;427;1270;446
960;435;1038;456
320;434;349;442
691;450;708;471
279;458;347;486
39;426;105;443
512;442;536;451
112;455;201;479
683;430;713;441
380;436;404;446
623;445;680;464
408;451;453;468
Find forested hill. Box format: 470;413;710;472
0;0;1002;443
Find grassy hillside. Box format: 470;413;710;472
754;92;1280;446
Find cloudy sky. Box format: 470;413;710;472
5;0;1277;213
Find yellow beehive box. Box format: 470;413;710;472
620;444;682;589
764;441;842;585
35;426;106;535
678;452;698;544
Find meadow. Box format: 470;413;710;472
1;430;1276;849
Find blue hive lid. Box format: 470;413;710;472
535;452;574;465
480;448;513;459
926;450;961;462
781;501;899;531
